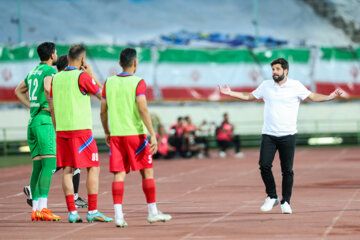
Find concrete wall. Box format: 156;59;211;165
1;101;359;141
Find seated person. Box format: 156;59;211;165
153;124;176;159
196;120;212;157
216;113;244;158
183;116;206;158
168;117;185;157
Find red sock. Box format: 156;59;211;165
88;194;98;211
112;181;124;204
65;194;76;212
142;178;156;203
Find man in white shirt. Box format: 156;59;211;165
218;58;346;214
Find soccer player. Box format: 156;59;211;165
14;42;61;221
23;55;88;209
50;45;112;223
100;48;171;227
218;58;347;214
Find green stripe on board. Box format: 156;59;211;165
0;45;151;62
320;47;360;61
158;48;310;63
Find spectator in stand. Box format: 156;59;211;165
216;113;244;158
168;117;185;157
153;124;176;159
183;116;203;158
196;120;212;157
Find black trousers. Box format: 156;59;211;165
217;135;241;153
259;134;296;204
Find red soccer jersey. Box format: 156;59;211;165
50;69;100;98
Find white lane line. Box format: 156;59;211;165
0;211;28;220
0;192;23;200
49;222;100;240
180;148;349;240
320;189;360;240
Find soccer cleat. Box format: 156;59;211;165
281;202;293;214
147;211;172;224
115;218;128;228
40;208;61;221
24;185;32;207
260;197;279;212
69;212;83;223
75;197;88;208
86;211;113;223
31;210;43;221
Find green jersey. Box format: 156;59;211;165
25;63;57;119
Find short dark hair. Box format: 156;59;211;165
68;45;86;60
56;55;68;71
270;58;289;71
37;42;56;61
120;48;137;68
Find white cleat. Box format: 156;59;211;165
147;211;172;224
260;197;279;212
115;218;128;228
235;152;244;158
281;202;292;214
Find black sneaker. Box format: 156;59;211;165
23;186;32;207
75;197;88;208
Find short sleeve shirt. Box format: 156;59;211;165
102;79;146;99
252;79;311;136
50;70;100;98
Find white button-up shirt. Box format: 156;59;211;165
252;78;311;137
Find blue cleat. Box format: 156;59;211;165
86;211;113;223
69;212;83;223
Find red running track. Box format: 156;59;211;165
0;147;359;240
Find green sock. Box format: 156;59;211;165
38;157;57;198
30;160;42;200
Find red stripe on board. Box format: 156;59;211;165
0;86;155;102
160;86;257;101
0;87;17;102
315;82;360;96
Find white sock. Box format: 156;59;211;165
88;210;98;214
32;200;39;212
70;211;78;215
38;197;47;211
147;203;158;216
114;204;123;219
74;193;78;200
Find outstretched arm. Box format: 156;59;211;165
306;88;349;102
218;84;257;101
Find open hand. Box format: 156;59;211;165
329;88;349;100
105;133;111;147
149;135;158;154
80;60;94;76
217;84;232;95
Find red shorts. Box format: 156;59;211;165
56;130;99;168
109;134;153;173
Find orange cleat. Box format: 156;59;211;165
40;208;61;221
31;210;43;221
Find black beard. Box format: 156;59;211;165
273;73;285;82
